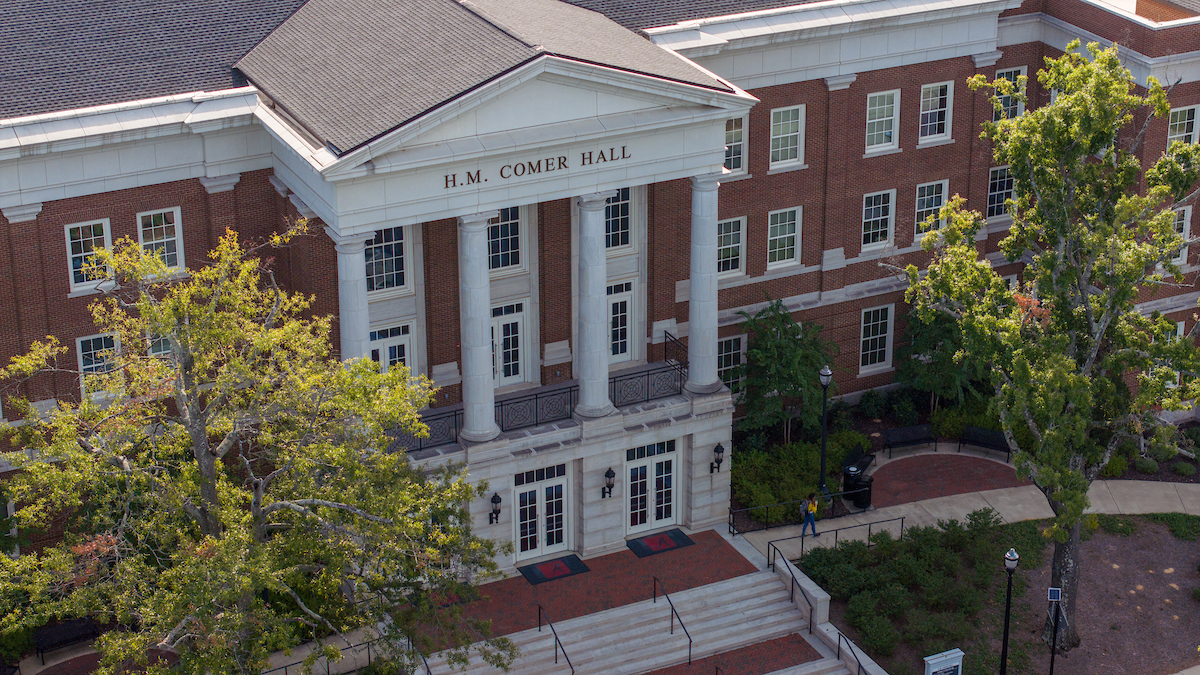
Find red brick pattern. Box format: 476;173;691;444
641;633;822;675
869;454;1032;508
461;530;757;637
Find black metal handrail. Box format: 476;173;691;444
652;576;693;665
262;637;387;675
663;331;688;370
537;604;575;674
714;667;725;675
836;629;868;675
766;516;906;561
728;487;870;536
764;554;815;635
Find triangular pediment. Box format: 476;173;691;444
323;57;754;178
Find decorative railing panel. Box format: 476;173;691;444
610;363;684;408
495;385;578;431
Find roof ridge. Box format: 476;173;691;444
455;0;545;51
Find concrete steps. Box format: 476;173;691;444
764;657;852;675
424;571;813;675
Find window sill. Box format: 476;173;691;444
67;281;116;299
916;137;954;149
720;172;754;183
863;147;902;159
368;286;416;302
766;163;808;176
717;270;746;283
765;260;801;272
857;366;895;378
488;266;529;281
860;242;892;254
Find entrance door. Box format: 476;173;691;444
515;465;569;560
627;440;677;534
492;302;526;388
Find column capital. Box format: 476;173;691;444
824;73;858;91
198;173;241;194
457;211;498;231
324;226;373;254
1;203;42;223
972;50;1003;69
576;192;611;212
690;173;722;192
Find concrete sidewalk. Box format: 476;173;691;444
743;480;1200;563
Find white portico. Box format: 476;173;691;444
237;0;756;571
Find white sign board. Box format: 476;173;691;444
924;648;965;675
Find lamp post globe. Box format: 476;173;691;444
817;365;832;496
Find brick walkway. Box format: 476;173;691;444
641;633;820;675
37;654;99;675
870;453;1031;508
462;530;758;637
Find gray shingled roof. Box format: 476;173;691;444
1164;0;1200;14
0;0;309;120
236;0;732;155
561;0;826;31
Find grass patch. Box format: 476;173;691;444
799;509;1049;673
1144;513;1200;541
1097;514;1137;536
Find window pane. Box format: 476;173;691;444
1168;108;1196;146
987;167;1014;218
724;118;744;171
770;108;801;164
866;93;896;148
768;209;797;264
365;226;405;291
994;69;1024;121
916;182;945;233
919;84;949;138
862;192;891;246
69;223;108;286
605;188;631;248
488;206;521;270
717;219;742;273
860;307;890;368
140;209;182;269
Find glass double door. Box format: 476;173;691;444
516;478;568;560
627;454;675;534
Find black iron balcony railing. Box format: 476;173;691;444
393;334;689;452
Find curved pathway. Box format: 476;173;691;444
867;451;1030;508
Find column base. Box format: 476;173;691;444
574;401;616;419
459;424;501;443
685;379;724;395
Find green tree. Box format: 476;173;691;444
0;226;516;673
735;299;836;445
903;42;1200;651
895;309;985;411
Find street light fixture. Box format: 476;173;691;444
602;467;616;498
710;443;725;473
999;547;1020;675
488;492;502;524
818;365;833;497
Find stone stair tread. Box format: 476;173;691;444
763;657;851;675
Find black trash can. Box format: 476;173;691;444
843;465;862;495
851;474;873;509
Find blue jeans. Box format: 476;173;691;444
801;511;817;536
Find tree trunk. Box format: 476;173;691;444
1042;520;1082;651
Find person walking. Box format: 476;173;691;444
801;492;820;537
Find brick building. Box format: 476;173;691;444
1;0;1198;570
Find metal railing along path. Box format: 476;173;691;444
728;486;871;536
537;604;575;674
766;516;906;561
836;629;868;675
765;556;815;635
261;636;432;675
652;576;693;665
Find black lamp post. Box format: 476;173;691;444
818;365;833;496
710;443;725;473
999;547;1020;675
488;492;502;524
602;468;616;498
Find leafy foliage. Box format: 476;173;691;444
858;390;887;419
1144;513;1200;541
903;41;1200;649
730;431;869;523
735;299;837;444
1171;461;1197;476
0;227;514;674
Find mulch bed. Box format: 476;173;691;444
1112;454;1200;484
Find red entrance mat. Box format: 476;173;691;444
517;554;590;585
626;528;695;558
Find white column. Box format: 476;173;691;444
327;228;373;362
575;192;616;418
686;174;723;394
458;212;502;442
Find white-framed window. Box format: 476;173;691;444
605;187;633;250
65;219;112;291
915;180;948;234
769;105;805;168
866;90;900;152
717;217;744;276
607;281;635;365
77;333;119;396
365;226;408;294
862;190;895;249
918;82;953;142
767;207;800;267
626;440;677;534
1168;106;1198;147
1172;206;1192;266
488;205;526;275
1164;320;1187;389
136;206;184;272
147;333;171;358
492;301;529;388
860;305;893;374
370;324;414;375
1002;274;1019;289
725;116;747;174
994;67;1027;121
987;167;1014;218
514;463;570;560
717;336;745;389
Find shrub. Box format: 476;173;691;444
889;394;919;426
1135;457;1159;474
931;407;969;439
860;615;900;657
1185;427;1200;447
859;389;887;419
829;400;853;432
874;583;912;618
1172;461;1197;477
1100;454;1128;478
0;626;33;665
357;660;402;675
1144;513;1200;541
846;592;879;631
